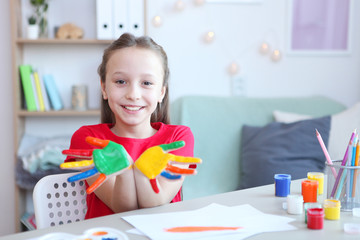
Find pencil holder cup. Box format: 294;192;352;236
326;160;360;211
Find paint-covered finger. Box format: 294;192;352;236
68;168;98;182
86;136;110;148
160;171;182;180
86;173;106;194
170;155;202;164
60;160;94;169
165;165;196;175
149;179;159;193
62;149;93;159
159;141;185;152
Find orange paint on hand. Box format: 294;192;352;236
164;226;243;233
86;136;110;148
165;165;195;175
86;173;107;194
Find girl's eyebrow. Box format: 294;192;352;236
141;73;157;78
112;71;126;75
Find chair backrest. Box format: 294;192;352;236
33;172;87;229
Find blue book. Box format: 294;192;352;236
43;74;63;111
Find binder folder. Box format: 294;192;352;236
128;0;145;36
96;0;113;40
113;0;129;39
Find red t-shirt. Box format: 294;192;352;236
65;122;194;219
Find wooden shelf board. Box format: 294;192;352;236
16;38;113;45
17;109;101;117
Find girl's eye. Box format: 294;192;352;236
143;81;153;86
116;79;126;84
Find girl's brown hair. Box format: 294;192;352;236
98;33;170;125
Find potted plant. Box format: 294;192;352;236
27;15;39;39
30;0;49;38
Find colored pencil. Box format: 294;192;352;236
352;140;359;197
315;129;337;178
331;129;357;198
346;143;353;199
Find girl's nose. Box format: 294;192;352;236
126;85;141;100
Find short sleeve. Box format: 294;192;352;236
64;126;96;162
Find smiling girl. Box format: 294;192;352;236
65;33;195;219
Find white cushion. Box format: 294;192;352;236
273;110;311;123
273;102;360;161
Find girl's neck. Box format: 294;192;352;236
111;122;157;139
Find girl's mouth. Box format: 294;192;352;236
122;105;144;111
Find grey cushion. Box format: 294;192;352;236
239;116;331;189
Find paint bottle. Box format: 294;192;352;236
307;208;324;230
307;172;324;195
324;199;341;220
274;174;291;197
286;194;303;214
304;202;322;223
302;180;318;203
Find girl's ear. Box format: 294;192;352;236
159;86;166;103
101;79;108;100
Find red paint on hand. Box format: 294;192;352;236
150;178;159;193
62;149;93;158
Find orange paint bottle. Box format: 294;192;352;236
302;180;318;203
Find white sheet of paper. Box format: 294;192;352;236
123;203;296;240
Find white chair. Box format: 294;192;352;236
33;172;87;229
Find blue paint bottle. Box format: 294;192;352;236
274;174;291;197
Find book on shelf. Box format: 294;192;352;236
34;70;51;111
20;212;36;230
30;72;40;111
19;65;37;111
43;74;64;111
32;71;46;112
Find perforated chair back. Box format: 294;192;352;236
33;172;87;229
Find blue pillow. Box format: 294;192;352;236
239;116;331;189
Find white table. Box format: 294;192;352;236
1;179;359;240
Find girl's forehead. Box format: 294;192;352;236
106;47;164;78
107;47;162;68
112;46;158;58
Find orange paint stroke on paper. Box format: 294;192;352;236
164;226;243;233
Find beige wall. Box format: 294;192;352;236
0;0;16;236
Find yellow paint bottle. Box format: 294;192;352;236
324;199;341;220
307;172;324;195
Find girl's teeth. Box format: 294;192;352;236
124;106;141;111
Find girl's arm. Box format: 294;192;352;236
134;168;185;208
134;127;195;208
85;168;138;213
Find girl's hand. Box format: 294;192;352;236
60;137;132;194
134;141;202;193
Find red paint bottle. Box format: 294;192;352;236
307;208;324;230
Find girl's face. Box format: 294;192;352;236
101;47;166;130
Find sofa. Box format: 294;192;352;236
170;95;347;200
